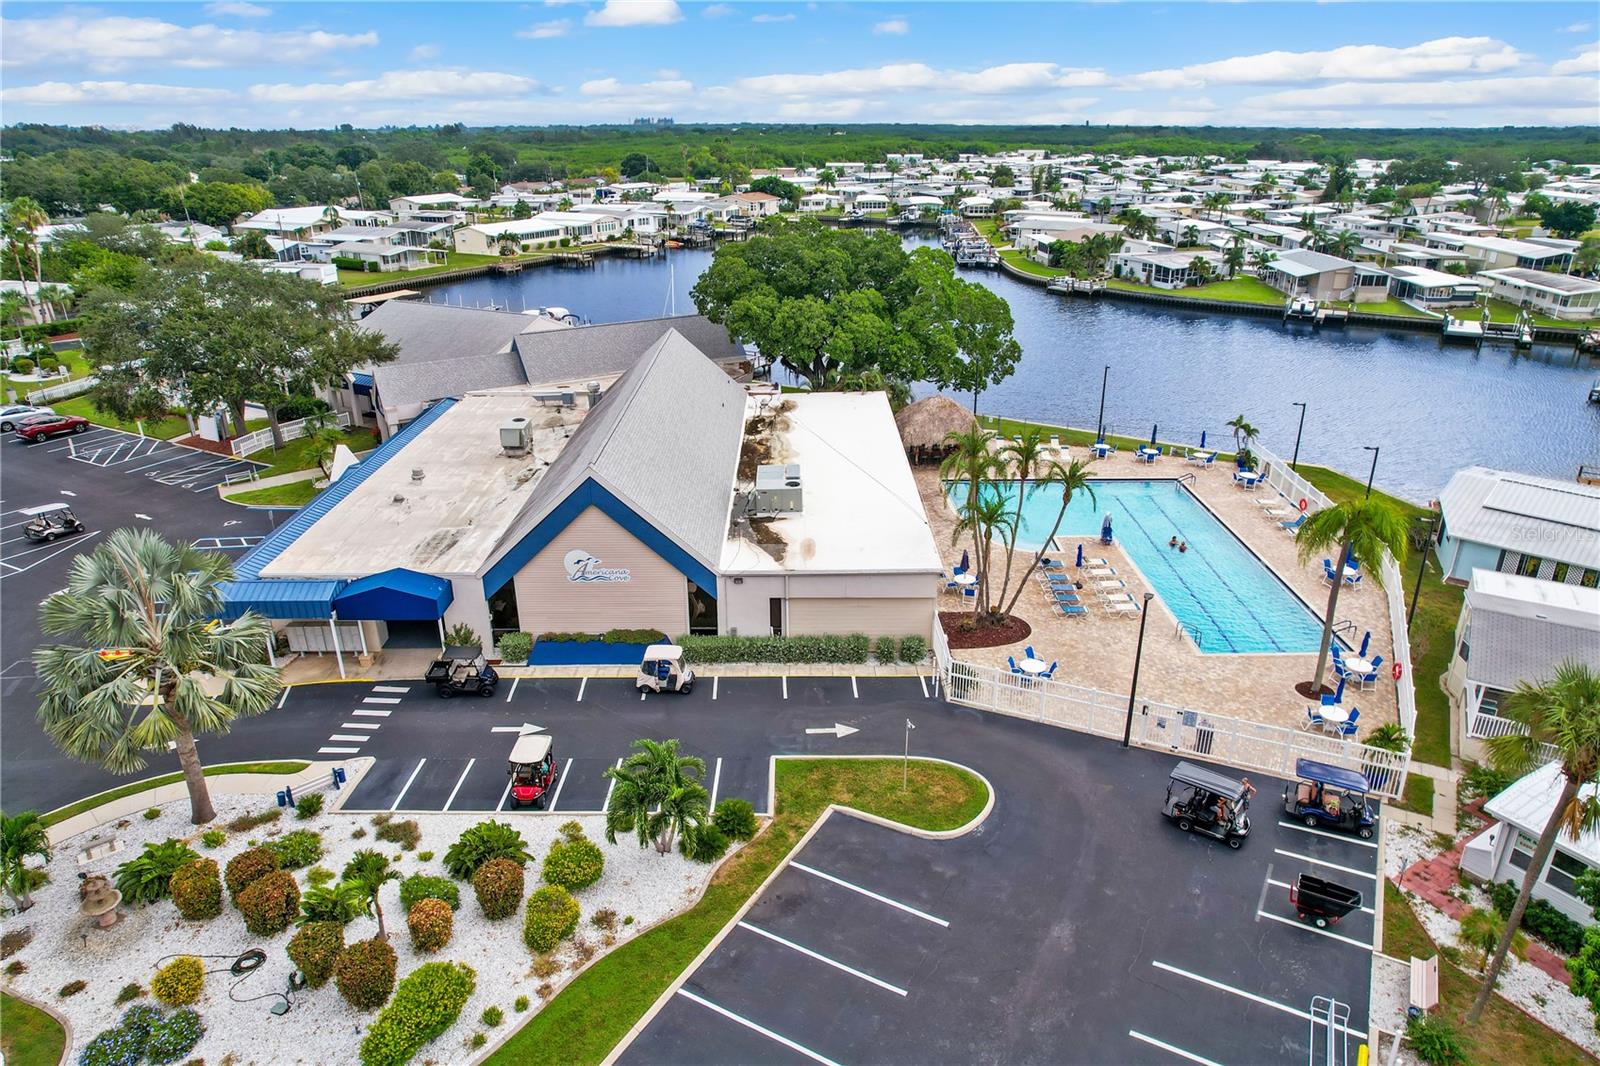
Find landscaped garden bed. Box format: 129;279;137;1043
939;609;1031;650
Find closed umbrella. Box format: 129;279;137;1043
1075;543;1084;567
1199;430;1206;449
959;549;970;572
1150;424;1159;447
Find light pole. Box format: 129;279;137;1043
1096;365;1109;441
1290;402;1307;471
1408;513;1439;626
1363;446;1380;499
1121;592;1156;749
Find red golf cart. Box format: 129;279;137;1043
507;733;558;809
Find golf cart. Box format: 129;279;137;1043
636;644;694;695
1283;757;1379;840
20;503;85;543
425;645;498;698
506;733;558;809
1163;760;1252;849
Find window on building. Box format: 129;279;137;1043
1508;830;1538;871
1479;688;1508;717
687;581;717;636
1546;849;1592;898
769;597;784;638
487;578;521;641
1458;622;1470;662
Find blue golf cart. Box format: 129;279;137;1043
1282;758;1378;840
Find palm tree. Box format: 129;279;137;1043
1329;230;1361;259
343;849;400;940
1225;414;1259;465
952;493;1016;621
1293;499;1409;694
1;811;51;912
940;426;999;614
1249;248;1277;275
1180;225;1201;248
1466;663;1600;1023
992;429;1050;608
1223;235;1246;278
1187;256;1214;285
603;738;709;854
5;197;48;321
34;530;282;825
1000;459;1095;618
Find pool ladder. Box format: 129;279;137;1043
1174;620;1203;648
1176;473;1197;487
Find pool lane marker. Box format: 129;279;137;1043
1152;960;1367;1040
736;920;907;996
1275;820;1378;849
442;759;475;811
789;860;949;927
675;989;843;1066
1127;1030;1225;1066
1272;848;1376;881
390;758;426;811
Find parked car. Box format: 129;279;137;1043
0;404;53;432
13;412;89;441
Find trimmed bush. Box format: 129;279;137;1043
535;628;667;645
481;1004;504;1026
295;793;324;819
237;869;301;936
358;960;476;1066
498;632;532;664
1491;880;1585;954
286;921;344;988
224;846;280;902
899;634;928;663
115;839;200;905
264;829;323;870
144;1007;205;1066
674;633;874;664
680;824;730;864
712;798;758;841
78;1022;147;1066
168;858;223;920
225;808;280;833
444;820;531;880
522;885;580;954
473;857;525;920
1405;1013;1466;1066
335;937;398;1011
399;873;460;912
150;956;203;1007
541;833;604;892
375;819;420;851
407;898;453;953
874;635;898;662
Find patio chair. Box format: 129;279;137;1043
1358;655;1383;690
1040;661;1058;680
1322;559;1340;586
1304;707;1326;731
1358;631;1371;657
952;563;966;576
1201;453;1216;468
1338;708;1362;737
1007;655;1022;675
1279;514;1306;534
962;587;976;598
1343;571;1363;590
1025;645;1037;661
944;577;961;593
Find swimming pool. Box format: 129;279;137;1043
948;479;1325;654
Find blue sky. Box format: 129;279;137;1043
1;1;1596;130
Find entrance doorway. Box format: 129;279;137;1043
688;581;717;635
383;621;440;649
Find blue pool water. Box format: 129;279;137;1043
950;479;1325;655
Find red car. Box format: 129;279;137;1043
13;413;90;441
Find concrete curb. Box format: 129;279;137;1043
1;988;74;1066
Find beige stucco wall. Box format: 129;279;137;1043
512;505;690;637
786;597;934;638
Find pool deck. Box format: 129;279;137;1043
918;449;1400;738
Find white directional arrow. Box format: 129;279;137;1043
805;723;859;739
223;520;241;527
133;513;153;521
490;722;546;734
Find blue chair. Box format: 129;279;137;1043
962;587;976;598
1348;555;1361;571
1055;603;1087;617
1343;571;1363;590
952;564;966;576
1040;556;1064;571
1054;593;1082;605
1025;646;1037;661
1040;661;1058;680
1358;631;1371;657
1339;708;1361;737
1007;656;1022;675
944;576;960;592
1322;559;1339;586
1321;678;1346;706
1359;655;1383;690
1305;707;1326;731
1279;514;1305;534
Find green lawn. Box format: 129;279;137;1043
226;480;320;508
1106;275;1287;306
977;412;1238;463
243;426;377;477
51;396;192;440
1383;881;1595;1065
1480;297;1598;330
1397;773;1436;818
1328;297;1436;319
487;758;989;1066
1;349;92;404
0;992;66;1066
999;249;1064;278
337;247;606;288
40;760;309;827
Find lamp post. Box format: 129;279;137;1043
1290;402;1307;471
1096;365;1109;441
1121;592;1156;749
1408;513;1440;626
1363;445;1380;499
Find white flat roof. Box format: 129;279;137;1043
720;393;943;576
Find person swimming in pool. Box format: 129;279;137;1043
1178;542;1188;553
1169;536;1179;548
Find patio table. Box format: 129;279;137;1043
1343;656;1373;676
952;572;978;587
1319;706;1351;732
1017;657;1050;676
1138;447;1161;462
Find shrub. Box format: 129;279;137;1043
376;819;421;851
200;829;225;849
874;635;898;663
335;937;397;1011
299;879;368;925
296;793;325;820
399;874;460;912
535;628;668;645
498;632;532;664
674;633;875;664
3;961;23;976
143;808;160;821
514;994;529;1012
444;820;531;880
237;870;301;936
144;1007;205;1066
115;839;200;905
899;635;928;663
416;850;433;861
471;1032;487;1049
680;824;730;864
712;798;758;841
115;982;144;1005
473;857;525;920
1459;761;1516;802
119;1003;162;1041
11;358;33;375
1406;1013;1466;1065
442;622;480;647
1491;881;1585;954
590;908;617;931
168;859;222;920
358;960;476;1066
77;1022;146;1066
265;829;323;870
225;808;280;833
530;955;560;979
407;898;453;953
307;865;336;887
287;920;344;987
542;833;604;892
224;846;280;902
481;1004;504;1026
59;979;87;997
150;956;203;1006
522;886;579;953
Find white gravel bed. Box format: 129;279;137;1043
1;791;731;1065
1383;819;1447;880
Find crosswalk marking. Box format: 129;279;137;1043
352;708;392;718
372;685;411;694
340;722;381;730
319;746;361;754
328;734;369;742
362;696;402;705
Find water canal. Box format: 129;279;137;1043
420;234;1599;503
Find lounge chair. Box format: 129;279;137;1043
1279;514;1306;534
1078;556;1108;568
1039;555;1065;571
1048;435;1062;453
1093;579;1126;590
1099;591;1135;603
1083;566;1116;577
1262;506;1292;520
1053;602;1087;618
1103;600;1140;616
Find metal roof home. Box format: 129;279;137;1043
1462;571;1600;692
1438;466;1600;578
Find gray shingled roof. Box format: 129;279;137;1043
497;328;746;568
1468;607;1600;691
513;314;745;387
371;351;527;409
356;300;535;367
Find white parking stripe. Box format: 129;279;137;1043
0;531;101;578
443;759;476;811
676;989;843;1066
789;861;949;926
328;735;369;742
1255;909;1373;950
1266;878;1375;915
352;708;392;718
390;759;426;811
318;746;361;754
546;758;573;811
1272;849;1376;881
781;675;788;700
277;687;290;709
712;675;718;700
363;696;402;704
737;921;907;996
850;676;858;699
1128;1030;1226;1066
506;676;520;703
127;452;195;473
708;757;723;810
1275;821;1378;848
601;757;623;809
495;775;513;812
576;677;587;702
1151;960;1367;1039
372;685;410;694
918;673;928;698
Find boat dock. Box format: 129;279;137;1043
1046;277;1107;296
1442;309;1534;348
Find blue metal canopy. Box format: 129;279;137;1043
217;579;342;620
332;568;454;621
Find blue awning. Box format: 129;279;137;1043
351;371;374;395
332;568;454;621
217;579;343;620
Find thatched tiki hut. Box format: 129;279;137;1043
895;395;978;464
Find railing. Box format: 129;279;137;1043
231;411;352;457
1467;709;1560;763
942;657;1409;799
26;375;98;404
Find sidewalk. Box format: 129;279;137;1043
276;651;931;685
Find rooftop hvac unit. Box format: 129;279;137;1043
748;463;802;516
500;416;532;456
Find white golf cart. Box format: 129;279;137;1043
636;644;695;695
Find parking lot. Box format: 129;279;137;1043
43;425;263;493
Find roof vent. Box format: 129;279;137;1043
411;468;425;481
501;416;532;456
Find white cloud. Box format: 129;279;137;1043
579;76;693;96
409;44;440;61
1125;36;1527;90
517;18;571;38
872;18;909;35
1551;44;1599;76
657;68;681;78
249;68;542;103
1244;74;1596;111
701;3;734;16
752;12;796;23
203;2;271;17
584;1;682;27
736;61;1099;97
778;98;863;119
0;14;377;72
1;80;234;105
1561;20;1592;33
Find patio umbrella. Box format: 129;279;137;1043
959;549;969;571
1150;424;1159;446
1075;543;1084;567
